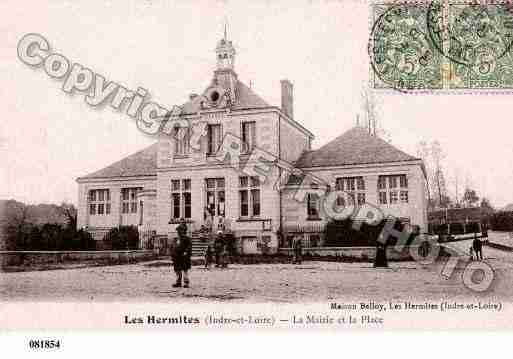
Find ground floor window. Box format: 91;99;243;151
206;178;225;217
239;176;260;217
88;189;110;215
335;176;366;207
307;193;319;219
121;187;142;214
378;174;408;205
171;179;191;219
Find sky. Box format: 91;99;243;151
1;0;512;208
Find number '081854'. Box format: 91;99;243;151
28;339;61;350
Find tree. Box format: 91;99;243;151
417;141;433;210
452;168;461;207
480;197;493;210
416;140;449;210
463;188;479;207
4;200;30;249
440;194;452;208
431;141;448;209
59;202;77;230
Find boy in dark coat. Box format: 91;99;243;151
175;219;188;240
473;236;483;261
172;219;192;288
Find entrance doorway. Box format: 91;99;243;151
205;178;226;223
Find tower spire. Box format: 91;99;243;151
214;20;237;102
215;20;236;71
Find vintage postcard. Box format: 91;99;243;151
2;0;513;344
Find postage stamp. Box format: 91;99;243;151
370;2;444;90
370;0;513;91
445;2;513;89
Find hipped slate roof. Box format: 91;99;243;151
294;127;420;168
181;80;271;114
78;127;420;181
78;143;158;180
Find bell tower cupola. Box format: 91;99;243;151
211;22;238;104
216;23;236;70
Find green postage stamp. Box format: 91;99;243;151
370;0;513;90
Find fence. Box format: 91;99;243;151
428;222;483;236
278;246;418;261
0;249;157;269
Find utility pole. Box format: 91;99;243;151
455;170;459;207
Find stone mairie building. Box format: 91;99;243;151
76;32;427;253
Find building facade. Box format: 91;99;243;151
76;33;428;253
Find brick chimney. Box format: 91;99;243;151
280;79;293;119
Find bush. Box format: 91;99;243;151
103;226;139;250
450;222;464;235
465;222;480;234
323;218;418;248
324;218;377;247
490;211;513;232
74;229;95;250
28;226;43;250
5;222;96;251
434;223;449;235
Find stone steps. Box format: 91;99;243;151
191;235;210;257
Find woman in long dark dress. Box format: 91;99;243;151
374;242;388;268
